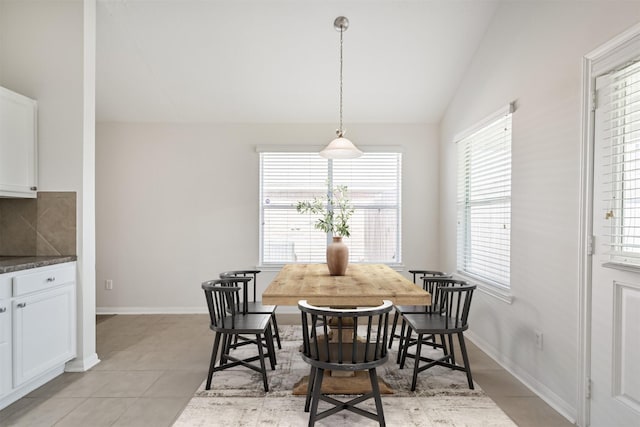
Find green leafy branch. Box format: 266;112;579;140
296;185;354;238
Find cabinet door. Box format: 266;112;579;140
0;86;37;198
12;284;75;387
0;300;10;397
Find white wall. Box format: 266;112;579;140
0;0;98;370
95;122;440;313
440;1;640;422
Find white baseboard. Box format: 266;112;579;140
96;306;208;315
96;306;301;315
465;329;577;424
65;353;100;372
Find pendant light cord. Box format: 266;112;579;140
338;26;344;137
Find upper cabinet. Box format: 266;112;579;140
0;86;37;198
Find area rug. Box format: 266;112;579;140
173;326;517;426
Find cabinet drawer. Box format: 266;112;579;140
12;265;75;297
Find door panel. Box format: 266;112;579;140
12;284;75;387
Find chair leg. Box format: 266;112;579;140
256;334;269;392
308;368;325;427
206;332;222;390
440;333;449;359
265;327;277;370
221;334;231;365
458;332;474;389
369;368;386;427
271;313;282;349
447;333;456;365
411;333;423;391
399;326;412;369
304;366;316;412
396;319;408;364
388;311;399;349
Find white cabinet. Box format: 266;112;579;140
0;262;76;409
0;298;10;398
0;86;38;198
12;283;75;387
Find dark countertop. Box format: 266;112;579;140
0;256;77;274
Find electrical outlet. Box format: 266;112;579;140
105;279;113;290
535;330;543;350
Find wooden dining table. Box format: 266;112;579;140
262;263;431;307
262;263;431;394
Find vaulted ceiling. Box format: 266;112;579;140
96;0;499;124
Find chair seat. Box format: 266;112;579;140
402;312;469;334
244;301;276;313
394;304;429;314
211;313;271;334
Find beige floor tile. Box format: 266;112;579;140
143;371;207;398
90;371;165;398
97;334;146;353
54;398;134;427
25;372;81;398
468;352;504;372
112;397;191;427
45;371;115;398
472;369;537;398
491;396;575;427
92;350;143;371
0;397;85;427
0;396;35;421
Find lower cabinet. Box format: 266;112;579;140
0;298;10;398
0;262;76;409
12;283;75;387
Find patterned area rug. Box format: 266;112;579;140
174;326;517;426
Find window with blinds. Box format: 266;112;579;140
456;110;512;287
259;151;402;265
598;61;640;266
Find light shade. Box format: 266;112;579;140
319;137;363;159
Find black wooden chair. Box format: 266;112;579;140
202;278;277;392
219;270;282;349
394;275;458;364
388;270;450;351
298;299;393;427
399;281;476;391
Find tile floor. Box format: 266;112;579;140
0;314;574;426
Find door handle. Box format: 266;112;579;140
16;303;26;308
0;307;6;313
46;277;56;282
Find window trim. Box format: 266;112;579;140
453;103;514;143
255;145;404;153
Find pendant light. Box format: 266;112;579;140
320;16;363;159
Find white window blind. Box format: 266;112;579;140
260;152;402;265
456;111;512;287
599;61;640;265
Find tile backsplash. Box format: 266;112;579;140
0;192;76;256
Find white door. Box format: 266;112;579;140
591;64;640;427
